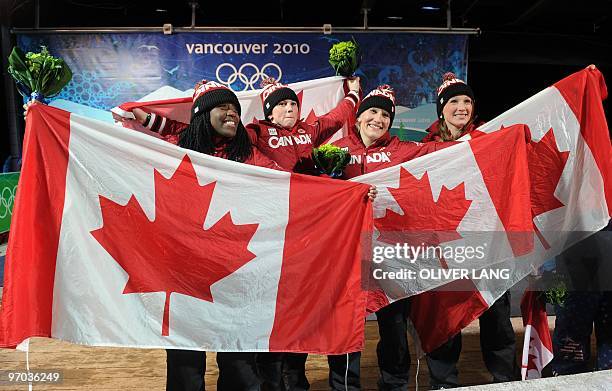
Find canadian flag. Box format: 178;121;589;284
354;66;611;354
520;290;554;380
0;104;372;354
1;68;609;358
111;76;353;143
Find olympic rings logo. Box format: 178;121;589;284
215;63;283;91
0;185;17;219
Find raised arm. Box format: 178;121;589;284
311;77;361;145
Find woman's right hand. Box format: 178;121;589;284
131;108;149;125
113;108;148;125
112;111;127;123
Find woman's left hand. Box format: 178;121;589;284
23;99;41;121
367;185;377;201
347;76;360;93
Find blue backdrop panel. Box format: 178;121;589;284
17;32;468;131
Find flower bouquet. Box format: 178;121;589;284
7;45;72;103
311;144;351;178
328;38;361;77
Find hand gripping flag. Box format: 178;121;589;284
0;104;372;354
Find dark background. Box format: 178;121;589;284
1;0;611;167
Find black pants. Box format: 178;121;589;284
257;352;361;390
426;292;518;389
166;349;260;391
257;352;309;391
376;298;412;391
327;352;361;390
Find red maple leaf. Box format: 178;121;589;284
374;169;472;267
528;128;570;248
529;128;570;217
91;155;259;336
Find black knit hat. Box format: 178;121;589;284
191;80;241;120
260;78;299;120
356;85;396;123
436;72;474;119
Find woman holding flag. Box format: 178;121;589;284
421;72;519;389
245;77;361;174
120;75;375;391
331;84;442;390
164;80;284;391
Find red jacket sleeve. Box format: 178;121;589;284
311;91;360;146
142;112;188;137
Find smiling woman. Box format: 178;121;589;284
329;84;443;389
110;80;284;391
423;72;480;142
442;94;474;137
354;85;395;147
208;103;240;138
420;72;520;388
163;81;283;391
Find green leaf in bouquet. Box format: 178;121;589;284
7;46;34;91
312;149;328;172
45;59;72;97
7;45;73;100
